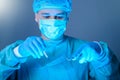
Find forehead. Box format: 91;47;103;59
37;9;66;15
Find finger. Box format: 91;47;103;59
36;38;45;56
36;37;48;58
28;43;37;58
72;43;87;60
33;38;44;57
78;47;95;62
30;40;43;58
79;58;87;64
77;49;88;63
87;47;99;61
72;52;82;61
32;40;43;58
24;36;40;58
37;37;46;50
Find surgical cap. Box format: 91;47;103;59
33;0;72;13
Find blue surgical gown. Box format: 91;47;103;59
0;35;120;80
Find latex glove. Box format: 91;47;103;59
72;42;103;63
17;36;47;59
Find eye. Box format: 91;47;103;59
55;16;65;20
43;15;51;19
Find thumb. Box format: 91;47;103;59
79;57;87;64
78;49;88;64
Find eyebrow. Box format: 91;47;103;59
56;13;66;16
41;13;50;16
41;12;66;16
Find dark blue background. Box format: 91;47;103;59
0;0;120;60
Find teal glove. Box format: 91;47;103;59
72;42;103;63
18;36;46;59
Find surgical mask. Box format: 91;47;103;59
39;19;67;40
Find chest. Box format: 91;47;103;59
19;59;89;80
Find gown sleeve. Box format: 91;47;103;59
89;41;120;80
0;40;26;80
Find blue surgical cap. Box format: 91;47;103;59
33;0;72;13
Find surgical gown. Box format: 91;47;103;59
0;36;120;80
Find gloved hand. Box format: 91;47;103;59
17;36;47;59
72;41;103;63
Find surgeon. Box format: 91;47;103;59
0;0;120;80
